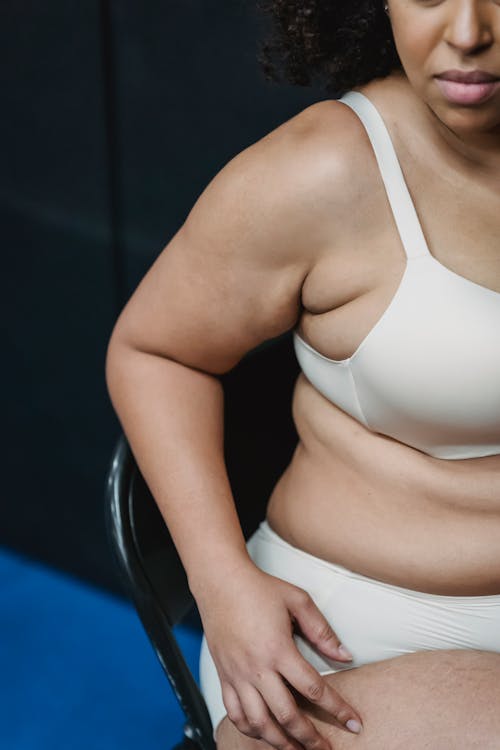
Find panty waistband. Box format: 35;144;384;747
254;519;500;605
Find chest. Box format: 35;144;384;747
298;147;500;363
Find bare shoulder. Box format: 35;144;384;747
182;96;371;266
279;97;389;222
272;96;378;203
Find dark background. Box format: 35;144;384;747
1;1;329;598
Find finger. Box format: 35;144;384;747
280;654;363;735
238;682;304;750
258;671;332;750
221;681;248;730
287;589;353;662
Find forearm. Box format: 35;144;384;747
105;340;252;598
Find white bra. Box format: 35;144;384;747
293;90;500;460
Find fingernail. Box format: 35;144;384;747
346;719;362;734
338;644;353;660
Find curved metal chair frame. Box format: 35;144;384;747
105;434;214;749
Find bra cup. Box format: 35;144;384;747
294;258;500;459
293;335;369;426
350;260;500;458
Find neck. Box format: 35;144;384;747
425;104;500;180
397;71;500;181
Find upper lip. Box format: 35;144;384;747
436;69;499;83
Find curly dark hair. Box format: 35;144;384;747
255;0;403;97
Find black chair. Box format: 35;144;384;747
104;333;300;749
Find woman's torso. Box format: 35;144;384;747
266;71;500;596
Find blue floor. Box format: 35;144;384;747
0;546;203;749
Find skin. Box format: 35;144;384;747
105;1;500;749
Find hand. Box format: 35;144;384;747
196;561;363;750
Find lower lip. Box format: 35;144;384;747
435;77;500;105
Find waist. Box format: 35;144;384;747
246;520;500;674
266;435;500;596
254;519;500;604
290;371;500;513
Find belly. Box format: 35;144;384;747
265;373;500;596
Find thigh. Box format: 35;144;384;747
216;649;500;750
303;649;500;749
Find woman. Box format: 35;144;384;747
105;1;500;748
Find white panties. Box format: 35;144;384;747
199;519;500;740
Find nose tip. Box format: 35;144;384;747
443;4;494;54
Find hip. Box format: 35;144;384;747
249;518;500;671
198;517;500;740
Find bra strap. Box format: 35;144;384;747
339;90;431;260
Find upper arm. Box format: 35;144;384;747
107;100;351;375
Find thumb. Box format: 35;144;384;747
288;590;353;662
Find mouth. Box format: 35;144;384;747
434;74;500;105
436;69;499;84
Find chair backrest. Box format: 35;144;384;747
105;332;300;749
